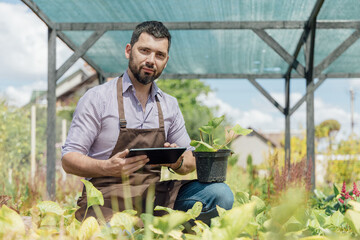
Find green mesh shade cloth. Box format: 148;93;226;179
30;0;360;77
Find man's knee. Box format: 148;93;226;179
210;183;234;210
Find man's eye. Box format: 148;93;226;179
140;49;149;54
156;53;165;59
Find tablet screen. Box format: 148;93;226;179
127;147;186;164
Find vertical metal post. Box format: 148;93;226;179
350;88;355;135
61;119;67;182
31;105;36;185
305;24;316;190
284;76;291;168
47;27;57;200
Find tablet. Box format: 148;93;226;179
127;147;186;165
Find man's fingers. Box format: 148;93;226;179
164;142;178;148
123;158;149;174
114;149;129;158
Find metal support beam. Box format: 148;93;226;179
284;0;325;79
285;76;291;168
54;20;360;31
57;32;107;77
247;78;285;114
98;72;106;84
56;30;106;81
47;27;57;200
21;0;54;27
253;29;305;77
136;73;287;79
289;76;326;116
21;0;106;79
305;24;317;191
314;29;360;76
319;73;360;78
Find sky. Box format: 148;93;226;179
1;0;360;141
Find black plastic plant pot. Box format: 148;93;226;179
193;149;231;183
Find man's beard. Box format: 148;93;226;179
128;53;162;85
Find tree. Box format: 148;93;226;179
156;79;224;141
315;119;341;151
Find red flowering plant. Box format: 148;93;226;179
337;181;360;211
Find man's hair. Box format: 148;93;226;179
130;21;171;52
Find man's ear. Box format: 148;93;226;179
125;44;131;59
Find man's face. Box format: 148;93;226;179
125;33;169;85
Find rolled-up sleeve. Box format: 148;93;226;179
61;89;103;158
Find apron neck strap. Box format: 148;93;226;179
155;95;164;128
117;76;164;129
117;76;127;128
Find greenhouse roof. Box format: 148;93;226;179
22;0;360;80
21;0;360;195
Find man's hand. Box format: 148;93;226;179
161;142;183;170
164;142;178;148
102;149;149;177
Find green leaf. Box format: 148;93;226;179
109;212;138;234
231;124;253;136
66;219;81;239
81;179;104;208
256;211;267;225
123;209;137;216
154;205;175;214
250;195;266;215
208;115;225;129
345;210;360;235
193;141;216;152
0;205;25;236
36;201;64;216
269;188;306;226
244;221;259;237
191;220;210;235
40;213;59;228
216;205;227;218
199;125;214;135
283;216;304;232
298;236;330;240
186;202;203;219
333;184;340;197
235;191;250;205
77;216;100;240
168;229;183;240
190;140;200;147
329;210;344;227
314;189;326;199
348;200;360;212
217;202;256;239
151;211;191;235
312;210;327;227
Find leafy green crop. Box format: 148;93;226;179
190;115;253;152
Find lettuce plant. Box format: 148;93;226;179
190;115;253;152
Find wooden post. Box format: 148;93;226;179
47;27;57;200
285;76;291;168
31;105;36;184
61;119;67;181
305;24;316;190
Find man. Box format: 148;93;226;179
61;21;233;225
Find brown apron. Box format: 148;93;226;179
75;77;191;221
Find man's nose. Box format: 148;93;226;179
146;53;155;66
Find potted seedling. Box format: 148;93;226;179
190;115;253;182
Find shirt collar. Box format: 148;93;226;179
122;70;163;98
